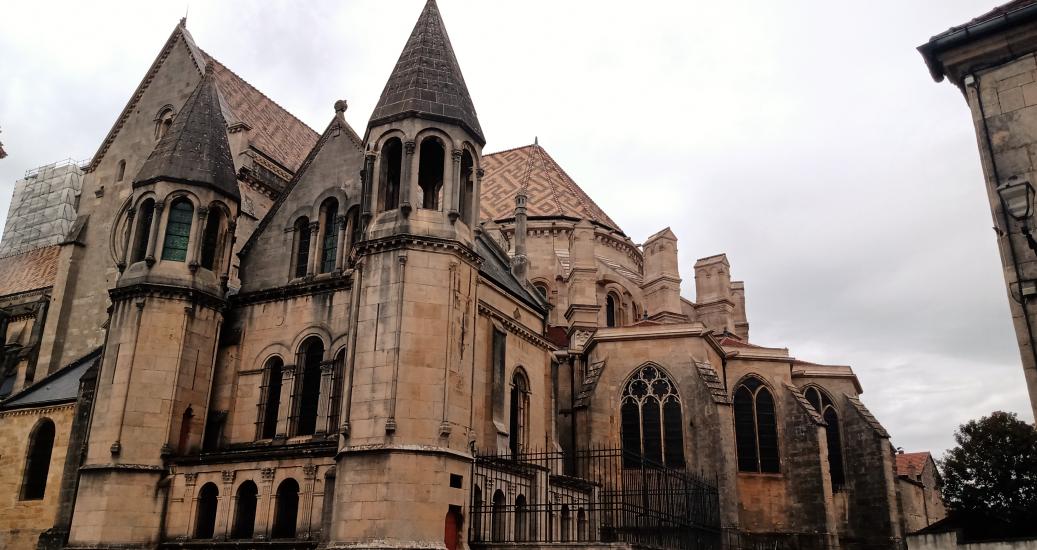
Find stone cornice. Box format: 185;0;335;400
338;443;473;462
357;234;482;267
172;439;337;466
233;271;353;307
478;301;556;350
109;282;227;312
0;402;74;417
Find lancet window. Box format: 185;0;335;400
734;376;780;473
20;418;55;500
379;138;402;212
320;198;339;273
258;356;284;440
418;137;445;210
161;198;193;262
509;369;530;456
804;386;845;487
293;217;310;278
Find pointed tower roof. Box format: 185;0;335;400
369;0;484;144
134;65;239;200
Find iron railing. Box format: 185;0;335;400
470;446;721;550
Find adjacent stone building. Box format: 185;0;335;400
894;451;947;534
0;2;939;549
920;0;1037;421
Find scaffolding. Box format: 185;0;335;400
0;158;86;258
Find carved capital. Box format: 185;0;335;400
184;472;198;486
303;464;319;479
261;467;276;483
197;206;209;219
320;361;335;374
475;168;485;180
451;149;463;163
221;470;235;484
404;140;416;155
309;221;320;234
282;364;297;377
154;201;165;213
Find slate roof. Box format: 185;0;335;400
0;245;60;296
369;0;484;144
134;66;240;200
696;362;730;404
481;144;623;233
786;384;826;425
474;230;545;313
896;451;932;478
1;348;101;410
204;53;319;172
847;396;890;438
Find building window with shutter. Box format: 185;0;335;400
620;364;685;468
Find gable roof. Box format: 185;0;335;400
369;0;484;144
133;66;239;200
86;20;318;175
896;451;933;478
481;144;623;233
1;348;101;410
0;245;60;297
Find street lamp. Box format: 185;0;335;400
998;177;1035;222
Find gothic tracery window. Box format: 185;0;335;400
734;376;780;473
804;386;845;488
620;365;685;468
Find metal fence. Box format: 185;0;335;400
470;446;721;550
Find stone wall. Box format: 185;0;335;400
0;404;75;550
907;532;1037;550
840;396;902;549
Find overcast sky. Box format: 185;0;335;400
0;0;1031;457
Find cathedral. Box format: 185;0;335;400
0;2;939;549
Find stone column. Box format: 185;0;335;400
222;220;237;288
258;467;276;539
302;464;319;538
316;361;335;436
446;149;461;221
183;473;198;539
119;207;136;272
145;200;164;265
218;470;235;539
474;168;485;229
276;365;297;438
188;206;208;271
401;140;416;214
307;221;320;276
334;214;347;272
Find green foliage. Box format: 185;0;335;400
940;411;1037;539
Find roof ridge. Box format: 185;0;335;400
484;144;535;157
201;52;319;138
536;144;622;231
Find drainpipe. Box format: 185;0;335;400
971;71;1037;404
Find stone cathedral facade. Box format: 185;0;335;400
0;2;930;549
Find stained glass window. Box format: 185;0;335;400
161;199;193;262
620;365;685;468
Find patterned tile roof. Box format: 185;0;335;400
369;0;483;144
0;245;60;297
896;452;932;478
203;54;319;172
134;67;239;200
481;144;622;232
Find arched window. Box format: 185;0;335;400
194;482;219;539
328;349;346;432
232;480;258;539
294;337;324;436
200;207;225;272
116;159;126;182
515;494;528;542
805;386;845;487
509;369;529;456
490;489;505;542
379;138;402;212
20;418;55;500
606;293;619;327
272;479;299;539
577;509;588;541
620;365;685;468
178;406;194;454
293;217;310;278
259;357;284;440
131;199;155;263
472;485;483;542
734;376;780;473
459;150;475;224
156;108;175;140
533;283;549;301
319;198;339;273
418;138;445;210
560;504;571;542
161;198;193;262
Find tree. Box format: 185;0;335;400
940;411;1037;540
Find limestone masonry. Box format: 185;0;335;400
0;2;944;549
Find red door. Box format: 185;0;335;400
445;509;461;550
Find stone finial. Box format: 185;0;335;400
334;99;348;113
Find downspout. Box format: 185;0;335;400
972;71;1037;395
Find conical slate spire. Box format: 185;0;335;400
134;65;239;200
369;0;484;144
